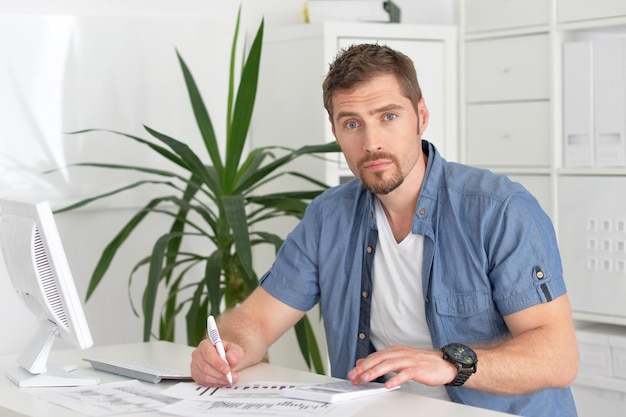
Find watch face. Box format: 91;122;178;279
446;343;477;364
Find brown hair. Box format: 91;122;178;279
322;43;422;121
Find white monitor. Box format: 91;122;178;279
0;197;98;387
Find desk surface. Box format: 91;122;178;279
0;341;514;417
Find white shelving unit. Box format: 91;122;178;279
460;0;554;215
460;0;626;414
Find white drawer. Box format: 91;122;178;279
580;345;613;377
466;101;550;167
558;0;626;23
611;333;626;380
466;34;550;102
577;325;614;377
466;0;549;32
613;347;626;379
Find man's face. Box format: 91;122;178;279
330;73;429;195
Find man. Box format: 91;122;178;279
191;44;578;416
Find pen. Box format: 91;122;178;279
207;315;233;384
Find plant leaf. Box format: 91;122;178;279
143;231;185;341
67;128;189;170
164;175;203;283
224;18;264;191
144;125;221;194
222;194;255;290
205;250;223;318
234;142;340;194
251;231;284;254
294;315;325;374
176;50;224;177
86;198;162;300
185;278;209;346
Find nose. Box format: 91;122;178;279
362;125;383;153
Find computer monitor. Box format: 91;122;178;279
0;197;98;387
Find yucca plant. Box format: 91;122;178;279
53;9;338;374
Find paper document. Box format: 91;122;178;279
162;381;299;400
281;380;399;403
160;381;361;417
33;380;177;416
160;397;343;417
33;379;370;417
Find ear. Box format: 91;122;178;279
417;97;430;135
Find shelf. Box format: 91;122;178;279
558;16;626;33
575;373;626;393
464;26;550;40
557;168;626;177
573;312;626;327
481;167;552;176
465;98;550;105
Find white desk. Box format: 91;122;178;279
0;341;514;416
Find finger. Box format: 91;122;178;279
349;347;417;384
348;358;387;384
383;370;413;389
223;341;244;370
191;359;237;386
191;340;236;386
349;348;399;380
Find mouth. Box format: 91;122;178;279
362;160;393;171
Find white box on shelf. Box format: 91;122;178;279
563;40;594;167
593;37;626;167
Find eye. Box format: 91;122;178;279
345;120;359;130
384;113;397;121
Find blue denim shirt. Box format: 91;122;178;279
260;141;577;416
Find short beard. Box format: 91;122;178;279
358;152;405;195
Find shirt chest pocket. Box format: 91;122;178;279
433;292;504;342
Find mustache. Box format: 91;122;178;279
358;152;399;166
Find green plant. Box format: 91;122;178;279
54;10;339;374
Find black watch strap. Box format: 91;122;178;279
446;368;474;386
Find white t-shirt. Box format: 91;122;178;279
370;197;450;401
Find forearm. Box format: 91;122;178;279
217;286;306;371
217;307;273;371
464;324;578;395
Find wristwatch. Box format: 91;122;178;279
441;343;478;386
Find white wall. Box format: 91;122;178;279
0;0;236;356
0;0;457;371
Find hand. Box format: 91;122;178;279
190;338;244;386
347;345;457;388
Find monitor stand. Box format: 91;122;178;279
6;364;99;387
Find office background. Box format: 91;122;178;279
1;1;625;416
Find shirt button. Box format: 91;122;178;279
419;208;426;215
362;291;368;298
369;211;374;219
536;271;544;279
366;246;373;254
358;332;366;340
